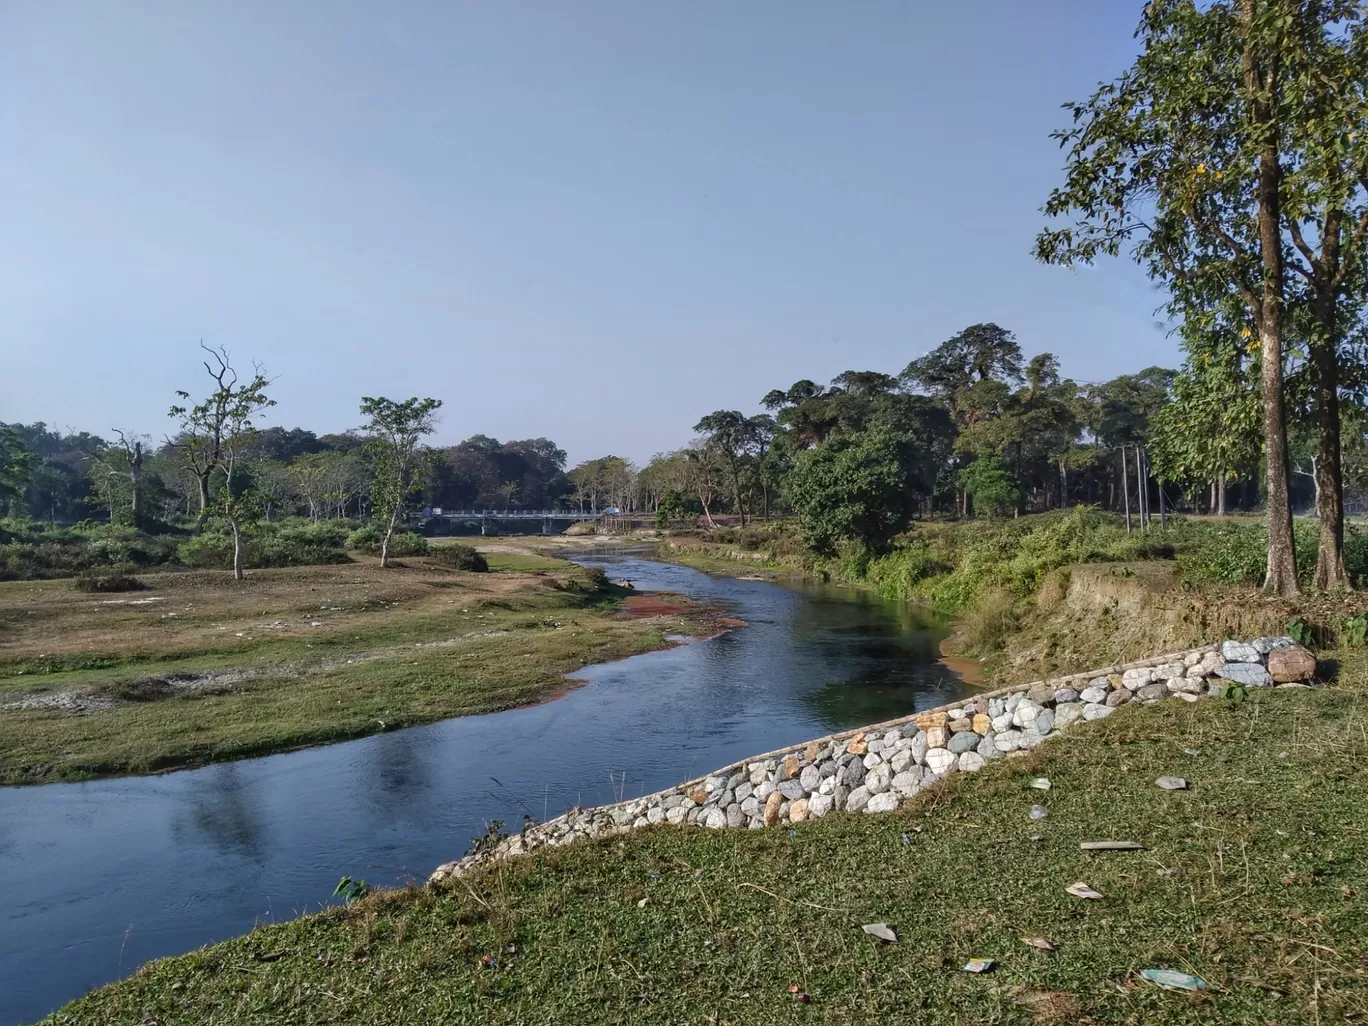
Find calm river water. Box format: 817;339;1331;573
0;553;973;1024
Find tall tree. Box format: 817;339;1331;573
360;396;441;568
693;411;768;526
1033;0;1344;595
168;344;273;517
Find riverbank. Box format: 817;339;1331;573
47;655;1368;1025
0;553;728;785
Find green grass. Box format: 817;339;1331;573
44;671;1368;1025
0;560;722;785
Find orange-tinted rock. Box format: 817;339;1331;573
916;710;949;731
763;791;784;828
688;787;708;805
1268;645;1317;682
804;741;821;763
788;798;809;823
972;713;992;734
781;754;800;780
845;732;868;756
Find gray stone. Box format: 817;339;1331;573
883;728;903;745
842;760;867;788
1006;694;1023;712
727;771;746;789
647;806;666;825
1254;635;1296;654
866;738;886;755
1054;702;1084;729
818;777;835;795
778;779;806;801
818;759;838;778
846;785;872;813
1082;702;1114;720
799;765;822;792
948;731;980;754
1105;688;1131;707
1033;710;1055;736
661;794;683;810
748;765;767;786
976;732;1000;758
1018;731;1045;750
988;698;1005;717
1053;688;1080;704
958;751;986;772
807;794;834;818
891;769;923;797
704;808;727;829
890;749;915;774
1166;676;1203;695
908;731;928;765
995;729;1023;752
1012;700;1043;729
1214;662;1274;687
865;792;900;814
740;796;760;817
833;784;849;809
991;712;1013;733
665;805;687;824
1137;682;1167;701
1153;661;1186;681
704;774;728;793
866;767;892;795
754;781;775;800
1079;685;1109;704
726;803;745;828
925;747;957;775
1220;640;1262;664
862;752;884;769
1123;667;1154;690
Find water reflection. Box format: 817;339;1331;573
0;555;972;1025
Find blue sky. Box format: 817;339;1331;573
1;1;1172;465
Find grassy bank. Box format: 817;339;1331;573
45;663;1368;1025
0;552;724;785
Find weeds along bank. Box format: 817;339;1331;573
658;510;1368;685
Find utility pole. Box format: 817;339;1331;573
1134;444;1147;532
1121;446;1132;533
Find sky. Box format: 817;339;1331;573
0;1;1175;466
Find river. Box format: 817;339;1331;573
0;552;973;1024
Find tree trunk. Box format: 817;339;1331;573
1121;447;1132;533
1218;476;1227;516
130;442;143;526
1311;312;1349;590
701;498;716;529
1242;0;1297;596
196;471;210;514
230;518;244;581
381;509;398;568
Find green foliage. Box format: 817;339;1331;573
1340;613;1368;649
178;519;352;569
1286;617;1315;647
0;520;180;581
1213;681;1249;704
332;877;369;903
958;454;1022;517
466;820;509;858
787;429;925;556
430;543;489;572
346;523;428;557
359;396;442;555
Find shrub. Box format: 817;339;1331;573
72;565;146;592
956;587;1019;656
347;523;428;556
257;519;351;566
430;543;489;572
564;521;598;536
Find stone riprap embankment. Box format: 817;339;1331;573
429;637;1319;883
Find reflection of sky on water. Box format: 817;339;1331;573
0;554;971;1024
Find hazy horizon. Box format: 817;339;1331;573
2;1;1173;465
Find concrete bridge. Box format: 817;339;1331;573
417;508;602;535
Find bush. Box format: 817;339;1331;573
430;543;489;572
72;566;146;592
956;587;1019;656
347;524;429;557
564;521;598;536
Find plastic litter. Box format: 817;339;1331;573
1029;805;1049;820
1139;968;1207;992
788;984;810;1003
1020;937;1056;952
901;832;912;846
1031;778;1051;790
480;955;498;968
861;922;898;943
962;958;996;973
1156;776;1189;790
1065;881;1104;899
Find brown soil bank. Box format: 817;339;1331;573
994;560;1368;685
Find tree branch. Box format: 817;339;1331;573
1285;218;1320;282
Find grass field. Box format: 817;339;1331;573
0;552;722;785
43;665;1368;1025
